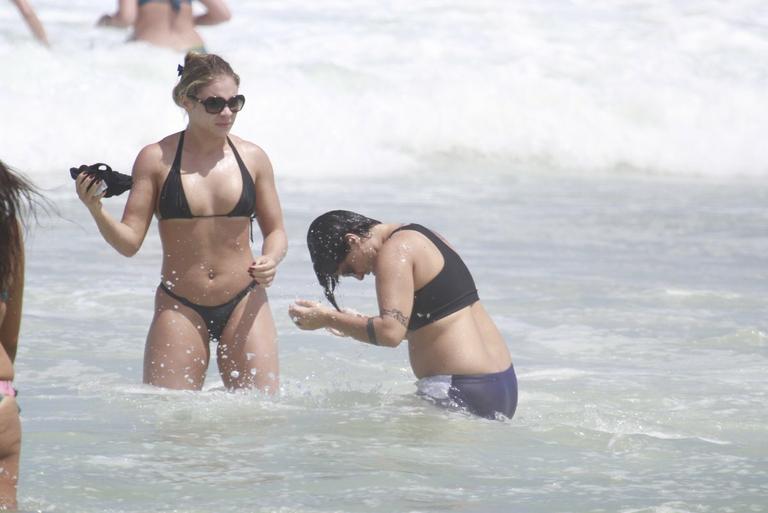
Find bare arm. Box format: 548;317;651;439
76;145;159;257
195;0;231;25
369;240;415;345
97;0;137;27
0;229;24;362
289;238;415;347
248;144;287;286
12;0;49;45
288;299;410;348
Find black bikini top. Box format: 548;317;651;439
157;131;256;220
391;224;479;331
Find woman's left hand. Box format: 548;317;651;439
248;256;277;287
288;299;329;330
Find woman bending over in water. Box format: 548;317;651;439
289;210;517;420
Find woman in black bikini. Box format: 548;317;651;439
289;210;517;420
76;52;287;392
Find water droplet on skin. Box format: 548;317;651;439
246;352;256;361
173;305;179;310
230;370;240;379
249;368;258;376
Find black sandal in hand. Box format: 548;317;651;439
69;163;132;198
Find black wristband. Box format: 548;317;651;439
366;317;379;345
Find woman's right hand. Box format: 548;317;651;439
75;173;105;211
288;299;332;331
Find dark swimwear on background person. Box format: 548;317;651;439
97;0;232;51
289;211;517;420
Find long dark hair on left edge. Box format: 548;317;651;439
0;160;42;293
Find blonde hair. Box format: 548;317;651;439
172;52;240;107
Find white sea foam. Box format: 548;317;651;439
1;0;766;180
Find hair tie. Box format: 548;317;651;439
177;64;184;77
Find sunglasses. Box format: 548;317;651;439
188;94;246;114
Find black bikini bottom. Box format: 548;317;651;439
159;281;258;342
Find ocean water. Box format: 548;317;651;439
1;1;767;512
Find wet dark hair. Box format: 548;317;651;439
0;160;42;292
307;210;381;310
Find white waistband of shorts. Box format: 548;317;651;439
415;374;452;400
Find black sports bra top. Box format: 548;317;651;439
157;131;256;220
391;224;479;331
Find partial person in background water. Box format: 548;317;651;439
97;0;230;51
289;211;517;420
98;0;232;27
0;160;42;509
75;52;286;393
10;0;49;46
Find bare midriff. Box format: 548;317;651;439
158;217;255;305
407;302;512;379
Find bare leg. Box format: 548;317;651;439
143;287;210;390
12;0;49;46
217;287;279;393
0;397;20;510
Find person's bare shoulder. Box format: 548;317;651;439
381;229;420;262
131;133;181;186
383;227;439;265
228;134;271;178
